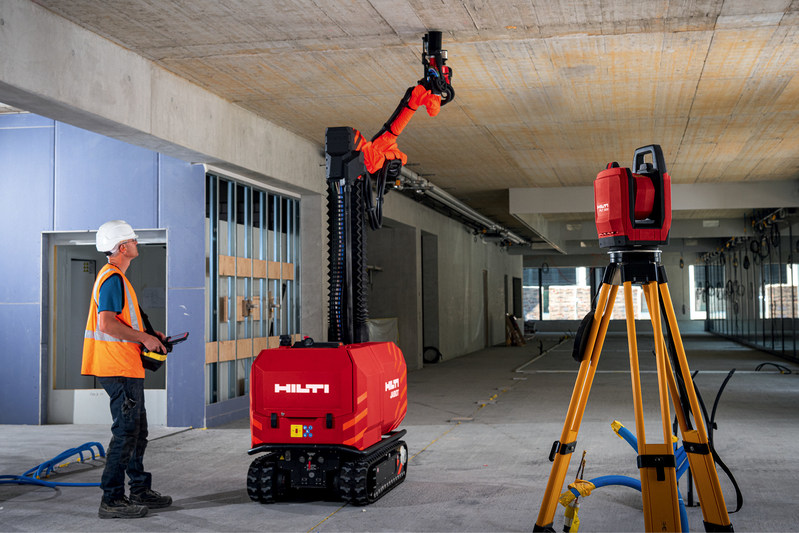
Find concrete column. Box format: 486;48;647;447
300;192;326;340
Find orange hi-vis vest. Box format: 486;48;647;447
81;263;145;378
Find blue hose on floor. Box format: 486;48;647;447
566;422;690;532
568;473;689;532
0;442;104;488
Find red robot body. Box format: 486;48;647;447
250;341;407;451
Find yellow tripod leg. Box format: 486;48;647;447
534;282;617;531
659;281;734;531
630;281;681;532
641;285;690;436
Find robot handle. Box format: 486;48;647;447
633;144;666;175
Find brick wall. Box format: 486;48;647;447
525;284;649;321
548;286;592;319
608;286;644;319
523;286;540;320
766;284;798;318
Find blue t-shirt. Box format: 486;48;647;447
98;274;124;314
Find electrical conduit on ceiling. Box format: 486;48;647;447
397;167;528;245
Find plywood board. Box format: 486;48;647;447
218;255;236;277
253;336;269;355
205;342;217;364
219;340;236;362
253;259;267;278
237;338;252;360
267;261;281;279
237;257;252;277
236;296;246;321
281;262;295;280
219;296;229;322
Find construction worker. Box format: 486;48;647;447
81;220;171;519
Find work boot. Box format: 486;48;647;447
98;496;148;519
130;488;173;509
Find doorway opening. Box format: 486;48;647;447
45;230;167;424
421;232;439;358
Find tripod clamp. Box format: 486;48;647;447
548;440;577;462
606;247;667;284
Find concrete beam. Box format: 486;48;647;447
509;181;799;216
549;217;751;242
509;181;799;249
670;218;751;239
0;0;324;196
511;213;567;254
507;216;760;256
672;182;799;210
509;186;594;215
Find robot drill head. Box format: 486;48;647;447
422;31;454;105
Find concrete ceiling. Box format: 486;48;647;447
28;0;799;252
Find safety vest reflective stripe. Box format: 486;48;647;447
83;329;139;343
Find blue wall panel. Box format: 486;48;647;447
0;117;54;303
165;287;205;427
0;115;54;424
54;123;158;231
0;304;41;423
159;155;205;288
0;113;54;129
159;155;206;427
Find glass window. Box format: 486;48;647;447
699;223;798;361
522;267;541;322
523;265;665;321
689;265;706;320
523;267;592;321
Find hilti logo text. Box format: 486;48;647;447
596;203;609;213
274;384;330;394
385;378;400;399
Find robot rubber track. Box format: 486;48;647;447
246;431;408;505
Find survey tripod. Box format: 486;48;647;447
533;146;733;532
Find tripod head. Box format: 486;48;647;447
594;144;672;249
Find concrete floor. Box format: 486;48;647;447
1;331;798;532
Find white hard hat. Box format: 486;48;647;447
96;220;138;252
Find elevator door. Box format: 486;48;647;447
55;257;97;390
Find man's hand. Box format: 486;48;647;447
142;334;167;355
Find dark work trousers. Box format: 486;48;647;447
98;377;152;502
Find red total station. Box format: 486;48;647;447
594;144;672;248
